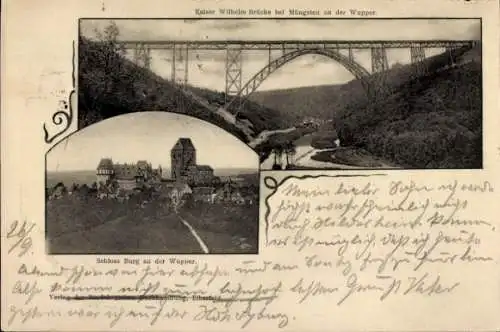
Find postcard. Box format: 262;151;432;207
2;0;499;331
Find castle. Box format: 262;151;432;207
96;137;215;190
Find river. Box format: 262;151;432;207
248;127;297;149
259;132;398;170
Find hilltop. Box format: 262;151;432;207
250;45;482;168
78;36;290;143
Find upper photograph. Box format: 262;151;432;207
79;18;482;170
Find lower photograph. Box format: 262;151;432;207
45;112;260;254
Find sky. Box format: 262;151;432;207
46;112;259;172
80;19;481;91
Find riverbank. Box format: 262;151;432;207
260;132;399;170
310;147;399;168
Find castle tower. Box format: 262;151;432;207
171;138;196;180
96;158;114;184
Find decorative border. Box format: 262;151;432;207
43;41;76;144
262;173;387;245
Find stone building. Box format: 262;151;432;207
171;138;196;180
171;138;215;185
185;165;214;185
96;158;161;190
96;158;114;184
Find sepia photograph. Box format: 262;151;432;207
78;18;482;171
2;1;499;331
46;112;260;254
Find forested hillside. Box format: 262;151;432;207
337;55;482;168
250;46;477;120
251;45;482;168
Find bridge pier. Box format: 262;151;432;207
172;44;189;86
369;46;390;99
133;43;151;70
446;46;457;65
225;46;243;105
410;44;427;75
268;45;272;73
371;46;389;73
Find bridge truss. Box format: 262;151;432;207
121;39;477;109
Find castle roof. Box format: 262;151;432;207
196;165;213;172
97;158;113;170
137;160;149;168
172;138;195;151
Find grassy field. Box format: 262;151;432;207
47;194;259;254
179;202;259;254
46;196;191;253
48;212;206;254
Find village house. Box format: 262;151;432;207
184;165;215;185
192;186;216;203
170;182;192;209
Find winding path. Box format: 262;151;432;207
176;213;210;254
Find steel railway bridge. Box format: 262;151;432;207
117;39;477;109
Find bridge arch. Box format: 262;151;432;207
224;48;372;110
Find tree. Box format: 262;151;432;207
272;159;282;171
272;144;284;170
82;21;127;114
77;184;91;198
284;142;297;168
182;193;195;209
94;20;125;57
211;176;222;188
52;182;67;199
71;183;79;193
